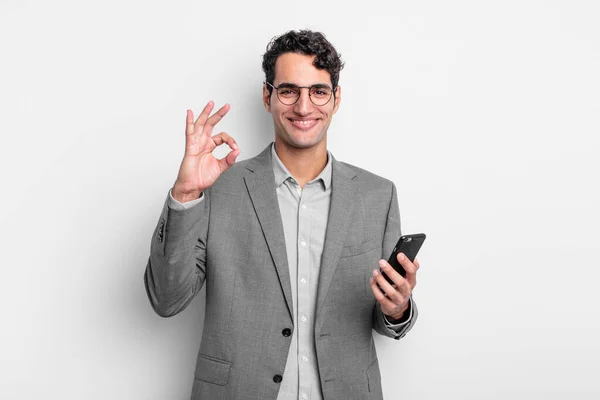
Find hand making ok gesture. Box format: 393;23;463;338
172;101;240;203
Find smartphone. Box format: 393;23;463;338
381;233;426;285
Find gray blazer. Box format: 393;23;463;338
144;144;418;400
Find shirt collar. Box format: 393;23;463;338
270;142;332;190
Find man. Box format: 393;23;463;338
144;30;420;400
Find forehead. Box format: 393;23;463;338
273;52;332;86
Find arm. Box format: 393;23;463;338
143;189;209;317
143;101;239;317
371;181;419;339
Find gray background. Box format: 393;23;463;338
1;0;599;399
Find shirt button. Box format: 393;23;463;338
282;328;292;337
300;278;307;284
302;394;308;400
300;241;306;247
273;374;283;383
301;315;307;322
302;356;308;362
301;204;307;209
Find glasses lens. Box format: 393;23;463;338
309;87;332;106
277;87;300;105
275;85;334;106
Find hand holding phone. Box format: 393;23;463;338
381;233;426;285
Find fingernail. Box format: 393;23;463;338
372;270;379;277
379;260;386;267
399;253;405;261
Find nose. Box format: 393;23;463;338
293;88;312;116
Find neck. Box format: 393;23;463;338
274;139;328;188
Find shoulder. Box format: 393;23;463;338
335;159;399;217
221;158;253;179
207;158;253;194
336;160;395;194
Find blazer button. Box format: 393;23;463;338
282;328;292;337
273;374;283;383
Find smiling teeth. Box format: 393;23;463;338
294;120;314;125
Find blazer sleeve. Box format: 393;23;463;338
143;189;210;317
372;181;419;339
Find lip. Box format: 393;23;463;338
288;118;319;131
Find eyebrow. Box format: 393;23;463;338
277;82;333;89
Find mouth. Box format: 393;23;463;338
288;118;318;131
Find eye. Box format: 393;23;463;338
311;88;331;97
279;88;298;96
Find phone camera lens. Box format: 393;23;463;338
404;237;412;242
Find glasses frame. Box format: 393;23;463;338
265;81;336;106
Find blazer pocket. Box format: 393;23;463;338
366;358;383;396
194;354;231;386
340;239;378;258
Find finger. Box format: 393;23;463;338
378;259;413;300
194;101;215;131
369;277;397;310
218;149;241;172
372;266;403;304
211;132;238;150
378;259;405;289
203;103;230;135
186;109;195;136
397;253;418;289
394;276;412;299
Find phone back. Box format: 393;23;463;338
386;233;426;280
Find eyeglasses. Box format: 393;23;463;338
265;81;335;106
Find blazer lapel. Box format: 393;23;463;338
244;145;294;318
315;158;358;317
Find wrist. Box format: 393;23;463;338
387;302;409;323
171;185;202;203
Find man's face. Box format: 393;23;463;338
263;53;341;151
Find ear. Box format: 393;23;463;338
332;85;342;114
263;84;272;112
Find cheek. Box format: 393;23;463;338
320;110;333;122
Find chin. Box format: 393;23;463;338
286;132;325;149
274;118;328;149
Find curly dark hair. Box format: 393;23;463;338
262;30;344;95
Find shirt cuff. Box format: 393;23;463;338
168;189;204;210
383;297;414;333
